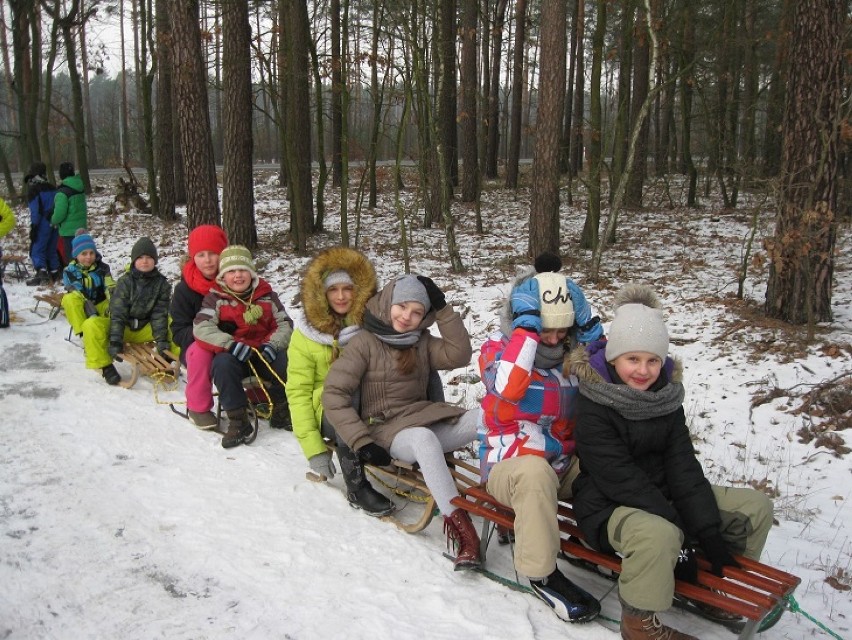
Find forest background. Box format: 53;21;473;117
0;0;850;637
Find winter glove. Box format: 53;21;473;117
510;278;542;334
228;341;252;363
156;342;173;362
108;341;123;359
700;534;741;577
217;320;238;335
308;451;337;480
358;442;392;467
260;343;277;363
673;546;699;584
83;300;98;318
416;275;446;311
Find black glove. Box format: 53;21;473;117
673;546;698;584
260;343;277;363
700;534;741;577
358;442;392;467
83;300;98;318
217;320;238;335
416;275;446;311
156;342;173;361
108;341;123;359
228;341;252;362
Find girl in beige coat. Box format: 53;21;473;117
322;274;481;569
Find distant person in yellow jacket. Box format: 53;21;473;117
0;196;16;327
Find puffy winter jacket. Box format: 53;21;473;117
169;259;222;362
63;258;114;304
0;197;15;238
322;279;472;452
51;174;87;236
193;278;292;353
569;341;722;554
287;246;377;460
109;266;172;346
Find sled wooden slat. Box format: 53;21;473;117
32;292;64;319
116;341;180;389
451;484;800;639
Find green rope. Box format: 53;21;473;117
785;594;845;640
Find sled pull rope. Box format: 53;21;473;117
785;594;844;639
244;346;287;420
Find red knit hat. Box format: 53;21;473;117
188;225;228;258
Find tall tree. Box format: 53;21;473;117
762;0;793;177
458;0;479;203
625;3;650;208
172;0;220;227
485;0;509;179
765;0;843;327
135;0;157;210
155;0;176;220
222;0;256;247
330;0;343;188
280;0;314;250
505;0;527;189
78;8;98;169
581;0;606;250
677;2;697;206
528;0;567;259
8;0;40;167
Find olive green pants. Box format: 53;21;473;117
610;485;774;612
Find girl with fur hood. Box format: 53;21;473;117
477;253;603;625
322;274;482;570
569;284;774;640
287;247;394;517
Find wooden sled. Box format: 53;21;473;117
451;486;801;639
116;341;180;390
307;450;481;534
32;292;64;320
1;254;31;282
170;377;264;444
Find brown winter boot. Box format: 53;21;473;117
222;409;252;449
620;598;699;640
443;508;481;571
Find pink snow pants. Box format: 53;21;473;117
185;342;215;413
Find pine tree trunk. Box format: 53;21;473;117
172;0;220;227
222;0;256;247
765;0;842;326
155;0;176;220
505;0;526;189
528;0;567;259
581;0;606;250
459;0;479;203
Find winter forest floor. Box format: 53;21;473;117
0;170;850;639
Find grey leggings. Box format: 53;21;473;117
389;409;480;515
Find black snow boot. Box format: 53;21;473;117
26;269;49;287
267;386;292;430
102;364;121;386
337;439;394;517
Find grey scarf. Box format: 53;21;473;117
364;309;421;348
535;342;565;370
579;380;685;421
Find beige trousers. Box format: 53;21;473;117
486;455;580;579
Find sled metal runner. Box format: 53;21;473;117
450;486;800;639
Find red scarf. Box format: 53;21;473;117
183;259;220;296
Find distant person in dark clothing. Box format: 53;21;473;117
23;162;59;286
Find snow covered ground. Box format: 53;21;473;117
1;173;849;639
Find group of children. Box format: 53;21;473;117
49;226;774;639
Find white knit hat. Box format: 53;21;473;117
605;285;669;361
324;269;354;290
534;272;575;329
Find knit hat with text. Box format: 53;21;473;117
604;284;669;362
532;253;575;329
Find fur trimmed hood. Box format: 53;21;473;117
300;246;377;336
567;341;683;384
497;267;536;335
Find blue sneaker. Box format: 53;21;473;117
530;568;601;623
